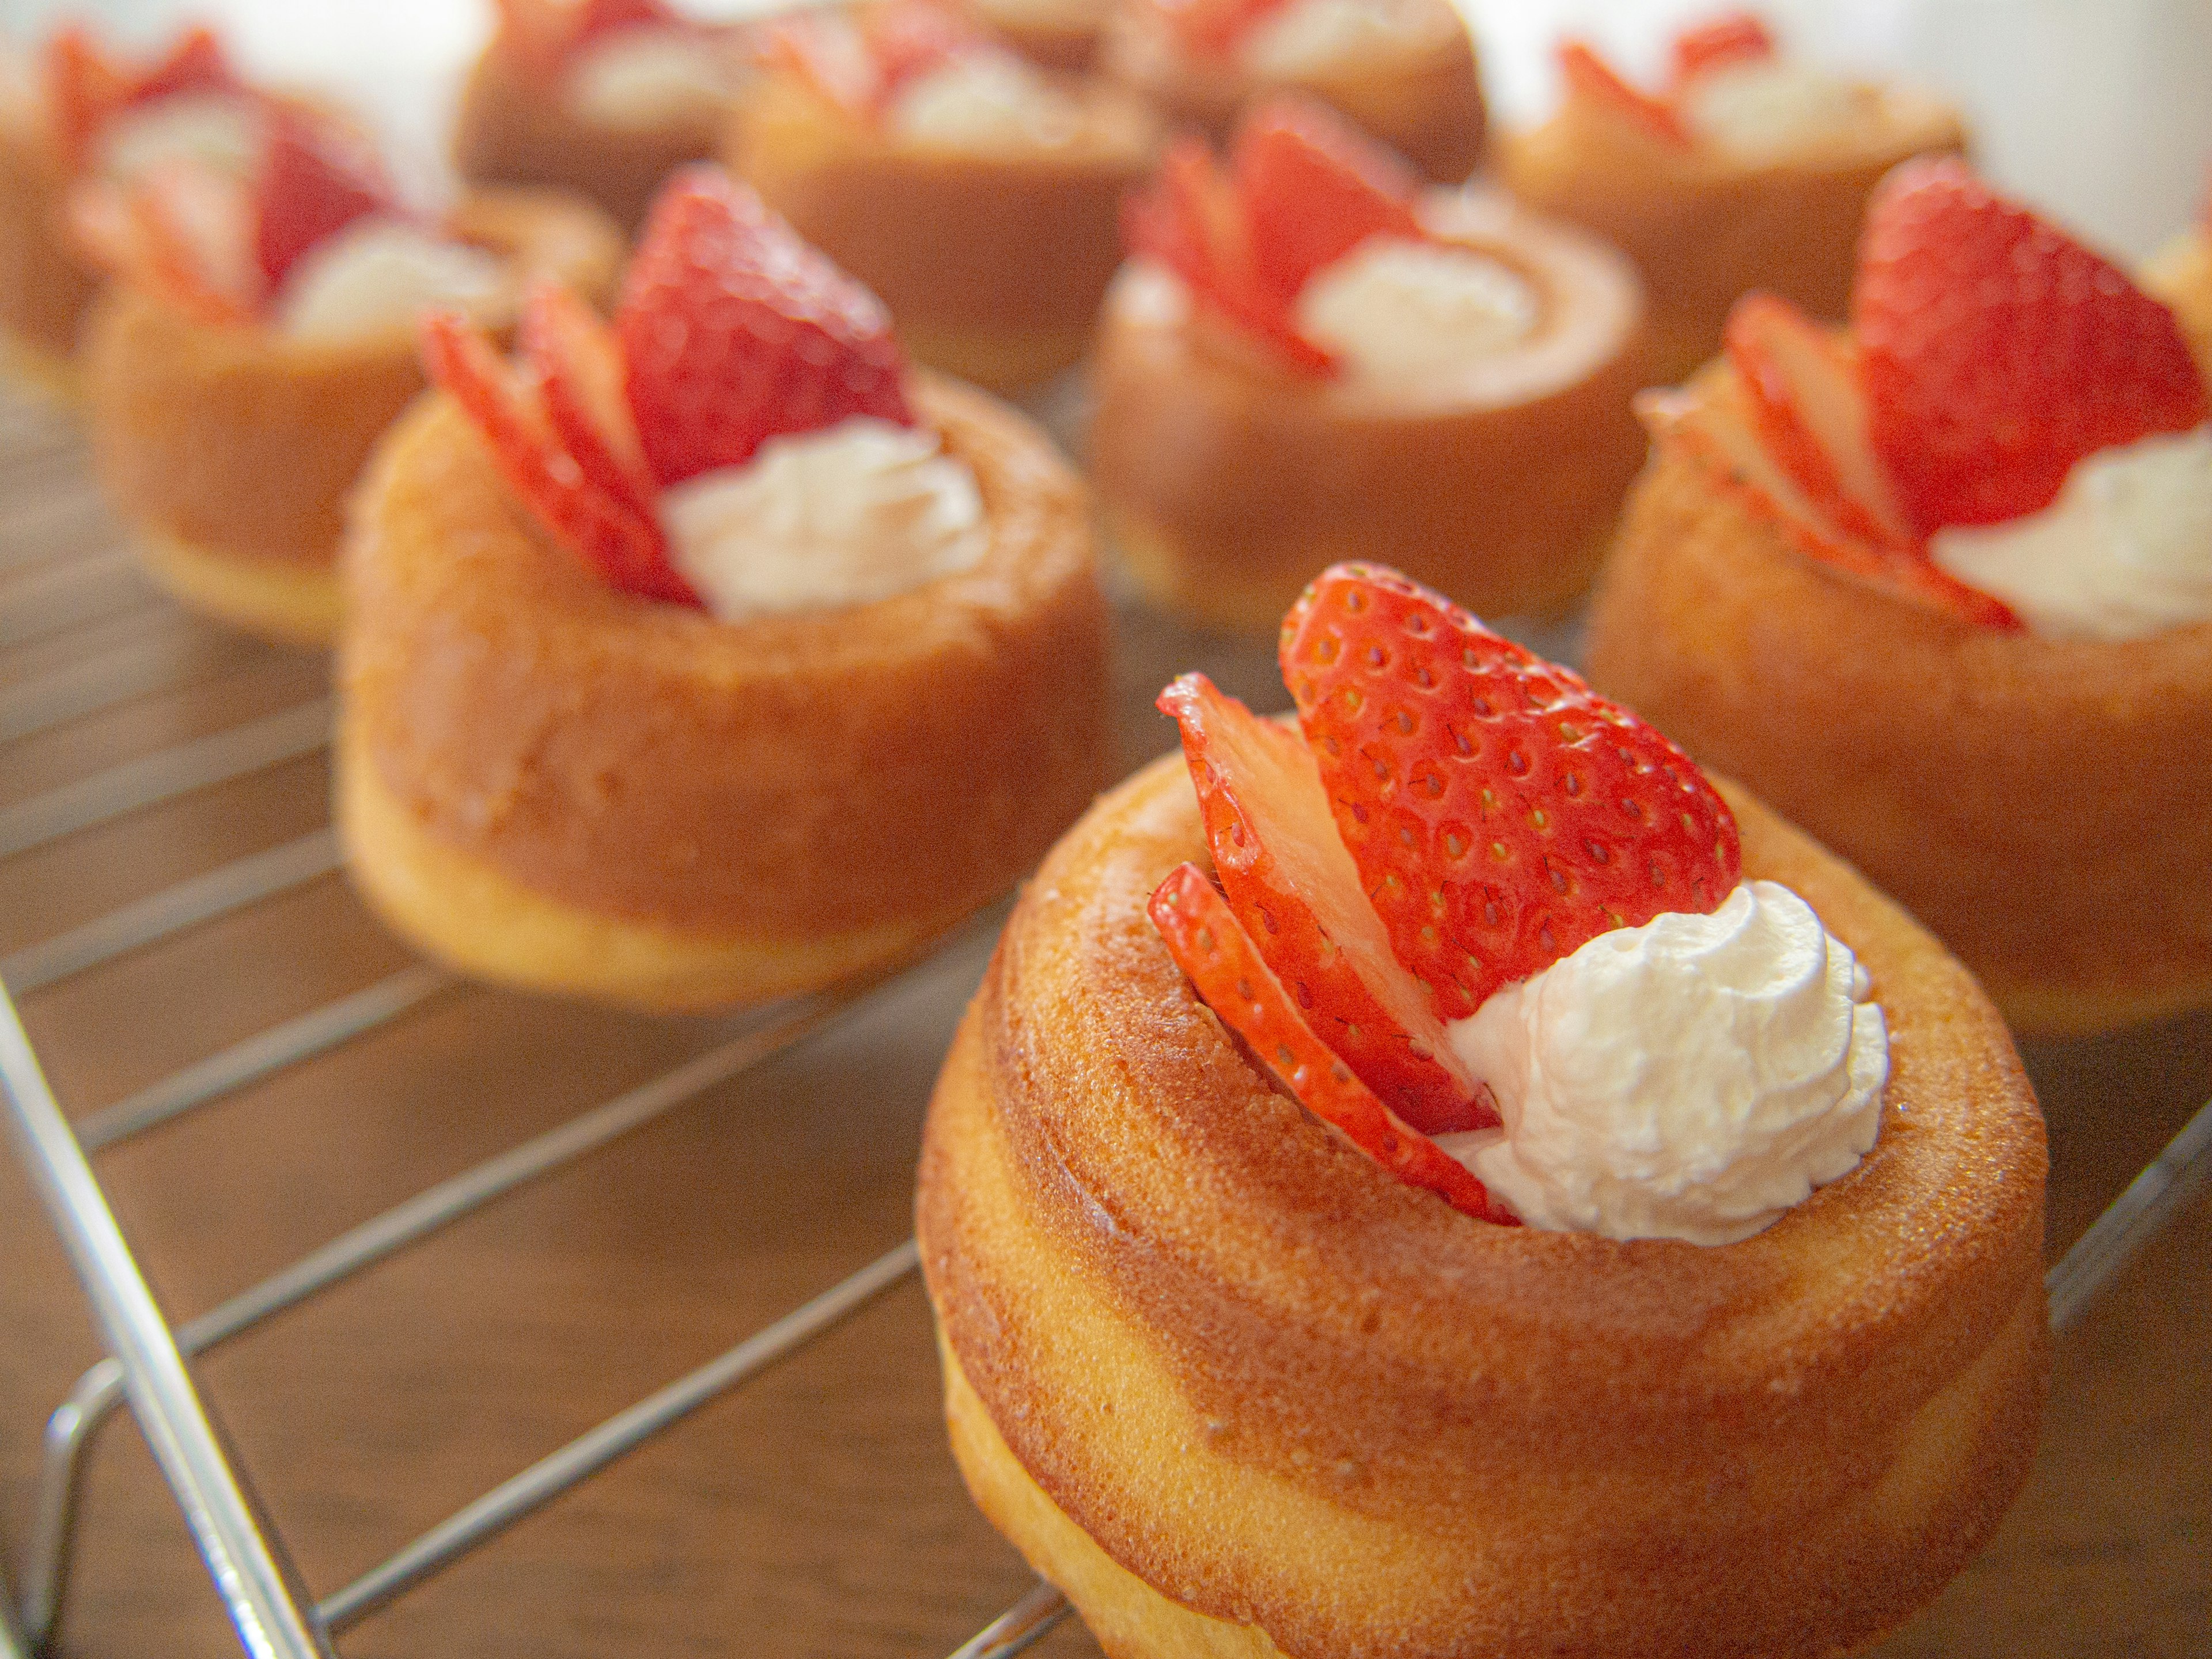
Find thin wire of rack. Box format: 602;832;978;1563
3;397;2209;1659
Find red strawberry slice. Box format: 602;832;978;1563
522;282;660;510
130;25;241;104
1158;674;1489;1136
1855;158;2210;535
1646;380;2020;628
616;166;913;487
1670;12;1776;86
421;310;701;607
1124;139;1336;377
1154;0;1291;58
1725;293;1913;550
45;23;246;169
755;12;882;115
1233;96;1425;305
1147;862;1518;1225
254;108;399;291
1558;40;1688;146
861;0;977;97
1281;565;1743;1021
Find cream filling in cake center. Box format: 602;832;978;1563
1434;880;1888;1245
565;26;743;130
1294;236;1538;382
888;54;1091;151
1237;0;1450;78
1677;60;1876;158
661;417;988;622
275;217;509;343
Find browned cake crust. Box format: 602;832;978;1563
0;97;99;377
452;35;732;232
1099;0;1483;181
81;188;624;644
728;71;1158;393
1499;89;1963;383
1090;190;1647;632
918;752;2048;1659
1582;373;2212;1039
338;373;1112;1009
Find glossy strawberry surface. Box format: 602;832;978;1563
1147;862;1517;1225
1281;566;1741;1021
1160;674;1487;1135
1855;158;2211;534
252;109;397;290
1234;96;1423;306
616;167;912;487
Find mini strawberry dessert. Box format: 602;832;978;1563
727;0;1160;392
1501;11;1963;382
1099;0;1483;182
339;166;1109;1011
1091;96;1647;631
71;97;622;645
453;0;757;232
1586;159;2212;1035
0;22;264;391
919;560;2047;1659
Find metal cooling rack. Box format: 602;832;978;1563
2;385;2209;1659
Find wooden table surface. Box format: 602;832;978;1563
1;386;2206;1659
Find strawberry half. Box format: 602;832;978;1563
1645;380;2020;628
421;310;701;607
1124;139;1336;376
1233;96;1425;306
1725;293;1912;550
1159;674;1488;1136
1855;158;2211;535
253;108;397;291
616;166;913;487
1558;40;1688;146
1670;12;1776;86
523;282;660;509
1281;566;1742;1021
1147;863;1517;1225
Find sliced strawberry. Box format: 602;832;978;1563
616;166;912;487
1159;675;1488;1136
1124;139;1336;377
754;11;882;114
1147;863;1518;1225
1724;293;1912;550
1232;96;1425;305
522;282;660;511
44;23;245;169
1558;40;1688;146
130;25;241;104
421;310;701;608
861;0;976;97
1281;566;1743;1021
253;108;398;291
1855;158;2210;534
73;162;260;324
1644;381;2022;630
1669;12;1776;86
1153;0;1291;59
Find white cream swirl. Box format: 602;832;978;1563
661;418;987;622
275;217;509;343
1293;235;1537;382
1237;0;1450;79
887;54;1089;152
96;92;264;184
1676;60;1874;158
564;25;743;132
1435;881;1888;1246
1929;425;2212;642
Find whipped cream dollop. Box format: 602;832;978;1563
888;54;1088;151
1677;60;1872;157
275;218;507;343
565;25;741;131
1930;425;2212;641
1238;0;1448;78
661;418;987;621
1434;881;1888;1246
96;91;263;183
1294;235;1538;382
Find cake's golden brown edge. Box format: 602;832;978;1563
729;74;1157;391
1498;92;1964;381
450;36;729;232
918;753;2047;1659
339;370;1111;1007
1090;193;1648;631
81;188;623;642
1584;367;2212;1039
0;104;99;373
